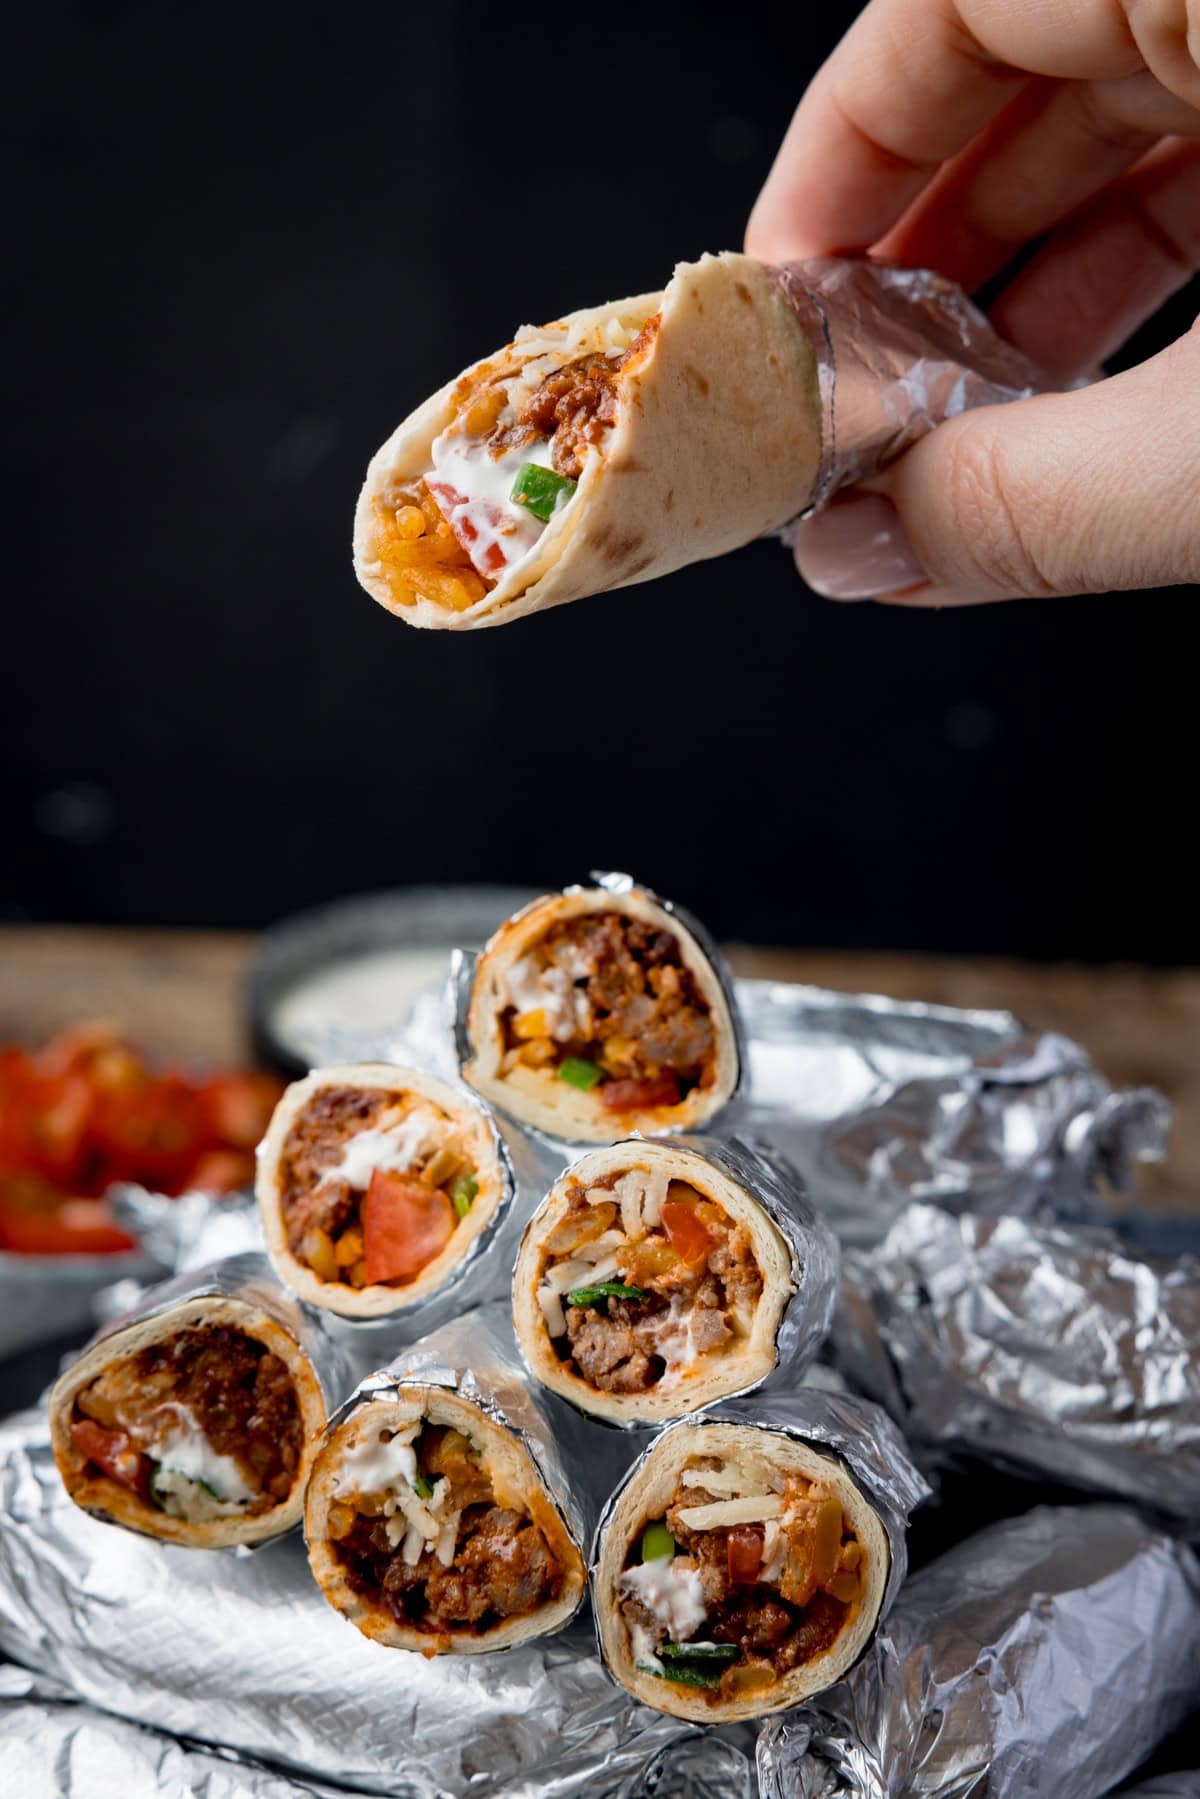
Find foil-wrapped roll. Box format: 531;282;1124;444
46;1252;353;1549
512;1131;838;1427
757;1504;1200;1799
304;1303;615;1654
830;1203;1200;1520
0;1403;752;1796
767;257;1047;515
592;1389;927;1723
454;871;747;1154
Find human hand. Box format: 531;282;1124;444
746;0;1200;604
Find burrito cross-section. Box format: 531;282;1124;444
49;1291;328;1548
353;251;821;629
514;1140;798;1425
306;1382;586;1654
256;1063;508;1319
463;884;740;1143
594;1420;888;1721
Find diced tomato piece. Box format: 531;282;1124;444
600;1074;682;1113
728;1526;765;1585
362;1171;455;1284
660;1200;714;1268
426;481;512;577
69;1418;149;1492
0;1197;138;1256
185;1149;256;1195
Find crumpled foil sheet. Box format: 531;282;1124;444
592;1389;930;1697
756;1504;1200;1799
1117;1782;1200;1798
829;1203;1200;1522
0;1406;755;1797
526;1131;840;1429
766;257;1048;515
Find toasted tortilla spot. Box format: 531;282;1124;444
665;488;675;512
685;365;711;398
734;282;754;304
603;533;645;565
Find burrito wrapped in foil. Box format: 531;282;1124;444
592;1389;927;1724
830;1203;1200;1520
352;251;1043;630
456;872;746;1151
304;1303;613;1655
512;1131;837;1427
46;1252;353;1550
757;1504;1200;1799
0;1400;757;1796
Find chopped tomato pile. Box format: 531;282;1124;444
0;1024;284;1255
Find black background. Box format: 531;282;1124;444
5;2;1197;958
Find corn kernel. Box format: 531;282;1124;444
512;1009;548;1040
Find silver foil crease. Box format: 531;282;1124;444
52;1251;358;1544
756;1504;1200;1799
0;1408;749;1797
317;1301;633;1585
828;1202;1200;1521
765;257;1048;515
521;1131;839;1428
592;1389;929;1695
452;871;750;1158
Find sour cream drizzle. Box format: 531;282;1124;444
428;435;561;579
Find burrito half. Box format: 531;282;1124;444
353;252;821;629
306;1382;586;1653
462;884;739;1142
49;1292;327;1548
256;1063;507;1318
513;1140;794;1424
594;1420;888;1721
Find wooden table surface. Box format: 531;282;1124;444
3;927;1197;1214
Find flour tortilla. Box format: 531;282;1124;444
353;251;822;629
513;1140;793;1425
305;1385;586;1653
48;1294;327;1549
594;1420;890;1722
463;887;739;1143
256;1063;506;1319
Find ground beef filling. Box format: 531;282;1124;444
486;313;660;480
501;912;717;1113
278;1087;474;1289
620;1468;864;1703
331;1425;564;1637
71;1324;303;1508
544;1176;763;1396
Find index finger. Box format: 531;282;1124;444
745;0;1145;262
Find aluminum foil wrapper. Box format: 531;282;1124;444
766;257;1047;516
733;982;1170;1251
322;1300;636;1573
592;1388;930;1683
827;1203;1200;1523
0;1408;757;1797
54;1251;359;1542
451;871;750;1159
757;1504;1200;1799
524;1130;839;1430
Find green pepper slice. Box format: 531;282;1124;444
660;1642;739;1667
558;1057;604;1091
566;1280;651;1307
640;1519;677;1563
411;1473;435;1500
511;462;577;522
637;1661;722;1690
450;1175;478;1219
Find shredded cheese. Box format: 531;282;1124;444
675;1495;783;1532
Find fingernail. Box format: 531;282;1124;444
793;493;929;601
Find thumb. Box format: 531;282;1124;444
793;317;1200;605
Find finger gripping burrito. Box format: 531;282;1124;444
306;1384;586;1653
514;1140;797;1425
257;1063;507;1318
462;884;740;1143
595;1421;888;1721
353;252;821;629
49;1290;327;1548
